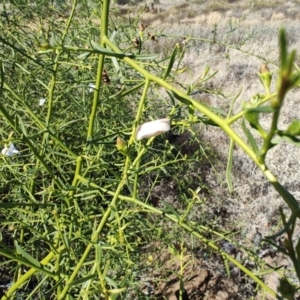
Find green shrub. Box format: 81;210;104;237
1;1;300;299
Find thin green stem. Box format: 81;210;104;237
86;0;109;140
259;107;281;163
131;79;151;197
86;55;105;140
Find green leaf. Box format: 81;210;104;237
246;106;274;113
109;29;117;42
244;110;259;129
134;54;158;60
290;72;300;87
279;135;300;147
161;201;179;217
172;91;192;106
67;274;97;287
226;139;234;194
227;88;242;118
90;41;157;60
163;44;179;80
106;276;119;289
279;28;287;70
90;41;131;58
15;242;41;268
77;52;92;60
241;120;259;154
287;50;296;76
285;119;300;136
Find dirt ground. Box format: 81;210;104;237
138;241;292;299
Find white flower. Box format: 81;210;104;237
39;98;46;106
136;118;170;141
1;143;20;156
88;83;96;92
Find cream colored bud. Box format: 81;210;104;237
259;63;270;74
116;137;126;151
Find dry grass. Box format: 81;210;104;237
135;0;300;28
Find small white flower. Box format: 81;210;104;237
1;143;20;156
136;118;170;141
88;83;96;92
39;98;46;106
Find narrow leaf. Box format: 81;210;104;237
15;242;41;268
227;88;242;118
67;274;97;287
226;139;234;194
163;44;179;80
90;41;129;59
91;41;157;60
77;52;92;60
241;120;259;154
134;54;158;60
109;29;117;42
161;201;179;217
246;106;274;113
279;28;287;70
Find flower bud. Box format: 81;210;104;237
116;137;128;156
258;63;272;94
116;137;126;151
259;63;270;74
